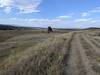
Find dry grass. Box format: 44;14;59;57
0;30;50;42
0;30;69;42
0;30;60;64
0;32;73;75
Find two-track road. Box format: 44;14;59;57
65;32;100;75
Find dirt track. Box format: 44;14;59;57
65;33;100;75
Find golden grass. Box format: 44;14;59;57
0;30;48;42
0;32;73;75
0;30;69;42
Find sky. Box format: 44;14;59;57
0;0;100;28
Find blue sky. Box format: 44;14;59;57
0;0;100;28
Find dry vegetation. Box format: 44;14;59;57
0;30;100;75
0;30;73;75
0;30;60;64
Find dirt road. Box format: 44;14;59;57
65;33;100;75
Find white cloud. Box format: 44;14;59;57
57;15;72;19
30;18;100;28
57;13;74;19
81;7;100;17
74;18;92;22
81;12;90;17
0;0;13;7
4;7;11;13
1;16;100;28
91;7;100;13
0;0;42;13
29;18;60;22
27;18;61;27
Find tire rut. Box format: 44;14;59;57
66;33;96;75
80;34;100;74
86;34;100;48
81;34;100;54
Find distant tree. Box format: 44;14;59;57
48;26;53;33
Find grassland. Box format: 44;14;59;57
0;30;72;75
0;29;100;75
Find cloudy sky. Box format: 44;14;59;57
0;0;100;28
